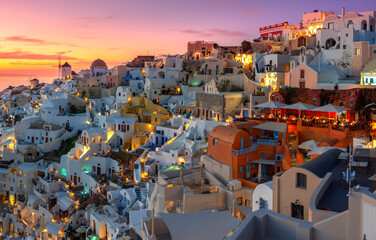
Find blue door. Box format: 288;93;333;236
261;165;267;176
244;110;248;117
260;198;268;209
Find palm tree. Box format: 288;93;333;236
281;87;299;104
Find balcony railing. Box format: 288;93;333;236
232;145;259;156
256;139;280;146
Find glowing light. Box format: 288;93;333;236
308;24;323;35
9;195;14;206
262;72;278;91
107;130;115;141
178;157;185;164
235;54;253;66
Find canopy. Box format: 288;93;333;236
253;101;286;109
307;147;346;156
311;104;348;113
281;102;316;110
298;140;318;150
252;122;287;133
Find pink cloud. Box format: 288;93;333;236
3;36;79;47
176;28;246;37
0;50;80;60
75;15;119;23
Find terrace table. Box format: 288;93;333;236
338;152;349;160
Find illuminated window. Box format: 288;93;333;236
355;48;361;56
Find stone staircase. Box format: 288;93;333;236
288;132;299;167
124;211;130;224
135;186;142;201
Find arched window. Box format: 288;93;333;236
347;20;354;28
298;37;307;47
325;38;336;49
213;138;217;146
361;20;368;31
61;168;67;176
371;19;375;32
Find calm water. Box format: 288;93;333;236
0;77;51;92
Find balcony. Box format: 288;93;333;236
256;139;280;146
232;145;259;156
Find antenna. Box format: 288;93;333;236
52;53;62;79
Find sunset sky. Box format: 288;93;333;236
0;0;373;87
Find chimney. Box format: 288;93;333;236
341;7;345;17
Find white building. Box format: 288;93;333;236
252;181;273;211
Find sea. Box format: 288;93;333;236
0;77;51;92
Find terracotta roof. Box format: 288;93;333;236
209;125;243;144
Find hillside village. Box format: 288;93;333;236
0;6;376;240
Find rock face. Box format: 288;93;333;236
251;41;284;53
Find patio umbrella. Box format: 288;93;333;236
253;101;286;117
253;101;287;109
311;104;348;120
281;102;316;118
311;104;348;113
298;140;318;150
307;147;346;156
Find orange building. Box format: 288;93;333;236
207;121;288;186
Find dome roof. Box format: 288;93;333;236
364;58;376;73
62;62;71;68
209;125;243;144
91;58;107;68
